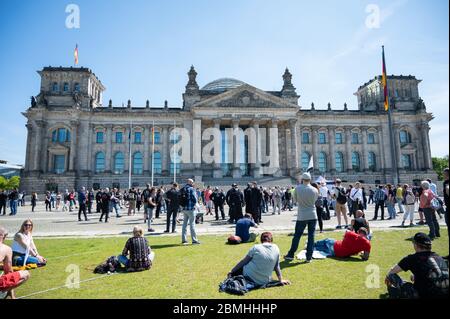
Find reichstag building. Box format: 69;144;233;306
20;66;436;192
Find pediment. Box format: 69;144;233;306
48;144;70;152
193;84;298;109
401;144;416;151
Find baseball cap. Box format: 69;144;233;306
413;232;432;246
335;178;342;183
301;172;311;180
231;183;237;187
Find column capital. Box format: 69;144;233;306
213;118;221;125
251;119;262;126
310;125;320;131
360;125;369;131
232;118;240;126
270;118;279;127
288;119;297;127
344;125;353;131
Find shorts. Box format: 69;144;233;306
0;272;21;291
206;201;213;209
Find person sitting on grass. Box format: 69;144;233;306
227;232;290;289
11;219;46;267
385;232;449;299
235;214;259;243
0;226;30;299
349;210;371;239
118;226;155;272
313;228;371;260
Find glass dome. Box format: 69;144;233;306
201;78;245;93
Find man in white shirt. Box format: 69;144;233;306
349;182;364;217
319;182;331;219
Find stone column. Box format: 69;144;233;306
86;123;93;174
297;125;302;171
377;127;386;172
288;119;299;177
24;124;33;172
35;120;47;173
193;118;202;181
232;119;242;179
162;126;169;175
143;125;150;174
213;119;223;178
105;124;113;172
361;126;368;171
328;126;336;173
421;123;432;170
270;119;281;177
76;121;89;174
393;125;402;169
68;121;79;171
311;126;319;173
345;126;352;172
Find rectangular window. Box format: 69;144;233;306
335;132;343;144
96;132;104;144
153;132;161;144
318;132;327;144
302;132;310;144
116;132;123;143
351;133;359;144
58;128;67;143
402;154;412;170
134;132;142;144
367;133;375;144
53;155;65;174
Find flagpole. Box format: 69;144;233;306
151;120;155;187
128;120;132;190
173;120;176;183
383;46;399;185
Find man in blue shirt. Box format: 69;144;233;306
180;179;200;245
236;214;258;243
77;187;88;222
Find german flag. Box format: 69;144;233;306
382;46;389;111
74;44;79;65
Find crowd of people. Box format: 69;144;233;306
0;168;449;298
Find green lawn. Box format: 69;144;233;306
9;227;449;299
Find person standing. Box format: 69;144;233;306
99;188;111;223
110;188;122;218
0;189;7;216
419;181;440;240
349;182;364;217
154;188;164;219
180;179;200;244
30;192;37;213
127;188;137;216
248;182;263;224
146;188;157;232
386;184;396;220
95;189;102;213
401;184;416;227
311;183;324;233
284;173;318;263
8;189;19;216
136;189;142;213
204;186;213;216
142;184;152;223
56;192;62;211
211;187;226;221
368;187;374;205
395;184;405;215
50;191;56;209
44;192;51;212
87;188;95;214
272;186;282;215
319;182;331;219
165;183;180;233
77;187;88;221
372;185;386;221
226;183;244;224
443;168;449;240
333;179;348;229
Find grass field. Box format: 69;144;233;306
9;227;449;299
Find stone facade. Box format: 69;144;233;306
20;66;436;193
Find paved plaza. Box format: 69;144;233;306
0;201;446;237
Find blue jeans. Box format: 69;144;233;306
118;255;129;267
387;202;396;219
287;219;317;260
112;202;121;217
182;209;198;243
13;254;40;266
9;200;17;215
314;238;336;257
146;207;154;230
423;207;440;239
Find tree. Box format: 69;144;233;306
0;176;20;190
432;156;449;180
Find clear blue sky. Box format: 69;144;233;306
0;0;448;164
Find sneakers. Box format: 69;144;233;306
147;228;155;232
182;241;189;245
284;255;294;261
335;225;342;229
192;241;201;245
164;230;170;233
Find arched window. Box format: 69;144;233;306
51;128;71;143
301;152;311;172
95;152;105;173
368;152;377;171
352;152;361;171
152;131;161;144
132;152;143;175
63;82;69;92
152;151;162;174
52;82;59;92
402;154;413;170
351;132;360;144
318;152;327;172
399;130;411;144
335;152;344;173
114;152;125;174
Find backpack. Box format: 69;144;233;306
219;275;248;295
93;256;121;274
315;197;324;208
430;198;441;210
425;255;449;296
336;187;347;204
179;186;189;208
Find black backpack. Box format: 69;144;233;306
336;187;347;204
93;256;121;274
179;186;189;208
219;275;248;295
425;255;449;297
